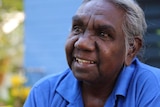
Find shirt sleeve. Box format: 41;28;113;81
23;81;51;107
23;87;39;107
136;71;160;107
23;70;70;107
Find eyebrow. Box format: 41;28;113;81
72;15;116;33
72;15;79;20
72;15;83;23
96;24;115;33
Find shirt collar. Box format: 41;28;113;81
56;69;81;103
113;58;136;97
56;58;137;104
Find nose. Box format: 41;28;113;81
74;34;95;51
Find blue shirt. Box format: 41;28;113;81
24;58;160;107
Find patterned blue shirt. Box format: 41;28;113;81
24;58;160;107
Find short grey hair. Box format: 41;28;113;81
109;0;147;57
82;0;147;59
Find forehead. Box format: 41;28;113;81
77;0;116;14
75;0;125;27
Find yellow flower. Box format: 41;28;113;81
11;74;26;87
0;106;13;107
20;87;30;100
11;87;30;100
11;87;20;97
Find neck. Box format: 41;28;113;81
81;80;115;98
81;81;115;107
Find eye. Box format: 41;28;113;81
72;25;83;35
99;31;110;38
98;31;113;40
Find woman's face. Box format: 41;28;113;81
65;0;127;84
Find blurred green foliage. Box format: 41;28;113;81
0;0;23;11
0;0;23;67
0;0;26;106
0;0;23;22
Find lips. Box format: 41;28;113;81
75;57;95;64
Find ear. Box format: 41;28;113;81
125;37;142;66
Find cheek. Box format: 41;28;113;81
65;36;78;66
98;48;125;79
97;42;126;68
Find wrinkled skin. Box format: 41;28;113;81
66;0;126;85
65;0;140;106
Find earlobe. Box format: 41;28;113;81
125;37;142;66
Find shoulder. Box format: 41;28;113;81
32;68;71;91
134;59;160;85
131;59;160;106
24;69;74;107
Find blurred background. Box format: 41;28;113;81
0;0;159;106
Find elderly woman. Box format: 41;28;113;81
24;0;160;107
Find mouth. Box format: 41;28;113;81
75;57;96;64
